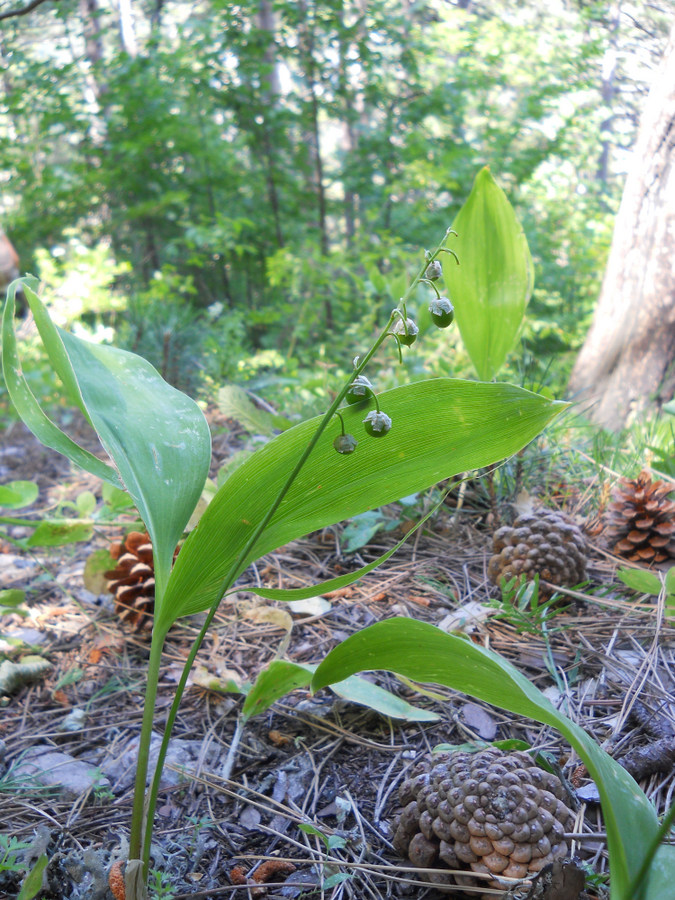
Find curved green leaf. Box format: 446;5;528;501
3;281;212;593
160;379;567;629
2;281;123;487
311;617;660;900
57;329;211;591
447;167;533;380
241;659;437;723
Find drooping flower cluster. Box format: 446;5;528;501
332;234;459;455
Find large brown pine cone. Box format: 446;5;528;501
105;531;156;631
605;470;675;564
392;748;575;897
487;509;587;599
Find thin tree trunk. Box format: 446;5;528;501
118;0;138;56
596;2;621;184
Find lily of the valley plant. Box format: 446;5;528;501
3;169;673;899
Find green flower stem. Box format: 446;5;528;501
137;226;455;875
128;624;167;864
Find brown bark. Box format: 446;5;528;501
568;23;675;429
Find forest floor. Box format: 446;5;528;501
1;417;674;900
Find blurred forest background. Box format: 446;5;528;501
1;0;673;423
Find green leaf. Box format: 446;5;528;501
311;618;660;899
161;379;566;629
2;281;124;487
329;673;439;721
57;327;211;594
341;511;387;553
26;521;93;547
17;853;48;900
241;660;312;722
0;589;26;608
665;567;675;597
323;873;352;888
448;167;533;380
75;491;97;516
0;481;39;510
3;281;211;599
101;482;135;511
617;567;661;597
241;660;436;723
83;548;116;594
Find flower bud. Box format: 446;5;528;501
425;260;443;281
393;317;419;347
333;433;358;454
346;374;373;405
429;296;454;328
363;410;392;437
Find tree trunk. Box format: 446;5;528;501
567;24;675;430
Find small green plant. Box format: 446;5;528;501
0;834;31;874
616;565;675;618
490;574;571;637
147;868;177;900
6;169;670;900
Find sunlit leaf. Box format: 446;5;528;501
0;480;39;510
161;379;567;629
3;281;211;596
447;167;533;380
241;659;437;723
311;617;661;899
617;567;661;597
26;520;93;547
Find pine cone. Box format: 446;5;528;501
105;531;155;631
606;470;675;564
487;509;587;598
392;748;575;897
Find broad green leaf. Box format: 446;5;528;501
58;328;211;591
241;660;436;723
311;618;660;900
447;167;533;381
161;379;566;630
3;281;212;596
617;567;661;596
0;480;39;509
2;281;123;487
26;520;93;547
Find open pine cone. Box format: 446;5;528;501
488;509;587;599
392;748;575;897
605;470;675;564
105;531;156;631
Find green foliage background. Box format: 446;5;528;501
0;0;673;403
